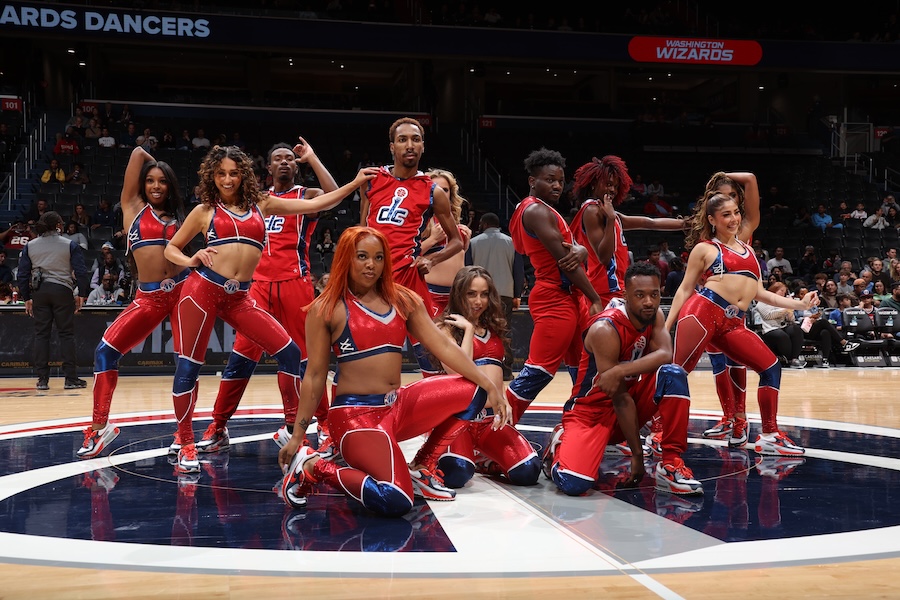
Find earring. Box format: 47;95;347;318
711;224;716;234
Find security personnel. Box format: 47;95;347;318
16;211;90;390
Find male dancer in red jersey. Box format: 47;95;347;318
359;117;462;367
505;147;604;423
197;138;340;454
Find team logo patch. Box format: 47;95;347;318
634;336;647;351
384;390;398;406
160;278;176;293
725;304;740;319
223;279;241;294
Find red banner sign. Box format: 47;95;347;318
479;117;495;128
628;36;762;66
1;97;22;112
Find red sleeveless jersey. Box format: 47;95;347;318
332;294;408;363
206;203;266;251
127;203;179;252
255;185;318;281
570;200;629;299
364;166;435;270
509;196;574;290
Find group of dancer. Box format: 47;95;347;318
75;115;817;521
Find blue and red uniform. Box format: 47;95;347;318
92;204;189;426
505;196;589;423
305;293;488;517
211;186;326;431
672;239;783;433
549;306;691;496
437;328;541;488
570;200;630;307
172;202;302;446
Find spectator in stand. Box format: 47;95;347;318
796;245;819;282
752;238;769;262
65;162;90;186
811;272;829;294
630;173;647;199
872;279;890;306
880;281;900;311
23;199;50;224
753;281;807;369
881;194;899;216
40;159;66;184
657;238;677;263
762;185;790;216
62;221;88;250
118;122;138;149
820;278;839;308
864;207;890;230
117;104;133;124
646;177;665;198
884;206;899;229
833;200;852;226
231;132;246;150
92;197;116;231
852;277;871;297
159;130;176;149
821;249;841;277
176;129;192;150
792;205;812;229
86;272;125;306
664;256;685;296
766;246;794;275
836;268;854;294
100;102;115;127
97;127;116;148
65;107;84;130
766;269;783;289
90;242;126;290
72;203;91;228
0;220;34;250
191;128;211;151
890;258;900;285
755;248;769;278
869;257;892;290
849;201;868;221
643;192;674;217
316;228;336;260
811;203;840;232
84;117;102;144
645;244;669;287
827;293;856;331
0;282;13;304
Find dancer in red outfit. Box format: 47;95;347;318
277;227;510;516
665;191;818;462
78;146;188;459
569;155;684;308
422;266;541;487
199;138;340;455
359;118;463;369
542;262;699;496
164;146;376;475
505;148;604;424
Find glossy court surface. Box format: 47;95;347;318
1;368;899;599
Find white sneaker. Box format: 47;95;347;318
273;425;291;449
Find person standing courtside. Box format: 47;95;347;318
16;211;90;390
468;212;524;379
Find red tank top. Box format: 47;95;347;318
255;185;317;281
473;329;505;368
364;166;434;270
571;200;629;299
701;238;760;281
509;196;574;290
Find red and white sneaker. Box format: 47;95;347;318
753;431;805;456
176;443;200;474
168;431;183;457
655;457;703;496
644;431;663;457
273;425;291;449
703;417;734;439
280;444;320;509
76;423;120;459
728;417;749;449
196;422;229;453
755;456;806;479
410;467;456;501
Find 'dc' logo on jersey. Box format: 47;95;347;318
376;188;410;226
265;215;285;233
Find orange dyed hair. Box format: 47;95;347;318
309;226;420;320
